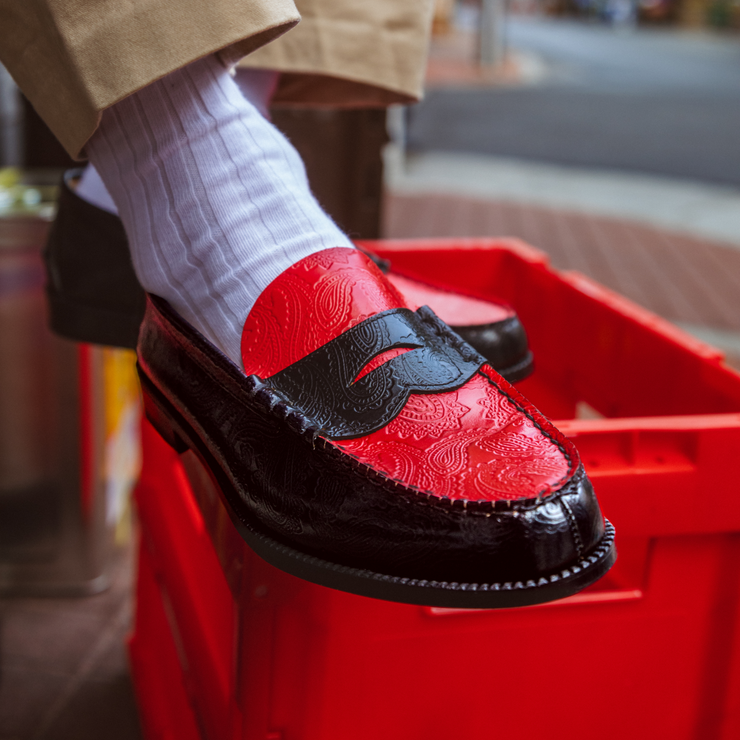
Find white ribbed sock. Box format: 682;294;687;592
76;163;118;214
234;67;279;119
85;55;352;367
78;67;279;216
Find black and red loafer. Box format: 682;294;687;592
137;247;615;608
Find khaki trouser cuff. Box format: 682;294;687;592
0;0;300;157
240;3;434;107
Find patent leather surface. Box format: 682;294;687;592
137;249;609;586
454;317;531;375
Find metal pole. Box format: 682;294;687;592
0;64;23;167
479;0;506;68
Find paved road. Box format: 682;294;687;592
407;19;740;186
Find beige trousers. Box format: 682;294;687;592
0;0;433;158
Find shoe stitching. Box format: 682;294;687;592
143;358;615;597
224;356;582;514
245;519;615;594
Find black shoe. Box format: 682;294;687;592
43;169;145;349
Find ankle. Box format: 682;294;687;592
85;55;352;367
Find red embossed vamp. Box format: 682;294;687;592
138;247;615;608
242;248;570;502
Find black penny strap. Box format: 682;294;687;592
252;307;485;440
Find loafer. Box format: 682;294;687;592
137;247;615;608
44;169;532;382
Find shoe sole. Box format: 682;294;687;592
138;367;616;609
497;351;534;384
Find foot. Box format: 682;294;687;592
85;55;353;365
138;246;615;607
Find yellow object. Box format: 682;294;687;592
0;168;57;218
0;167;21;189
102;348;142;543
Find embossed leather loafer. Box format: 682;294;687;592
137;247;615;608
45;170;532;381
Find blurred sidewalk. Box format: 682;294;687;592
0;542;142;740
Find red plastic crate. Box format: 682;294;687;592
132;239;740;740
128;536;202;740
134;425;241;740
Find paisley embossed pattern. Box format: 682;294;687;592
354;347;413;382
336;373;570;501
242;247;572;503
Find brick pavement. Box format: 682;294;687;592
383;192;740;351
